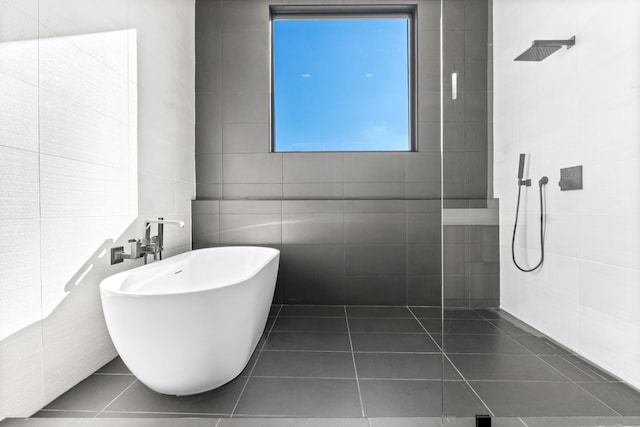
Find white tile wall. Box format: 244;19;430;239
494;0;640;389
0;0;195;417
0;146;40;220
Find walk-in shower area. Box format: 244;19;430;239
2;0;640;426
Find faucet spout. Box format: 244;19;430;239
143;217;185;263
145;219;185;228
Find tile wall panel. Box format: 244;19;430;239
192;0;492;309
193;200;500;307
494;0;640;389
194;0;465;201
0;0;195;417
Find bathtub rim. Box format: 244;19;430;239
100;246;280;297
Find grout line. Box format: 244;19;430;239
244;375;466;381
95;378;138;417
93;372;134;376
344;306;365;418
500;327;623;416
269;330;444;335
230;304;283;417
214;418;222;427
517;417;529;427
552;355;599;382
266;349;443;355
99;410;227;416
441;352;496;418
558;354;612;382
407;307;443;352
407;306;496;418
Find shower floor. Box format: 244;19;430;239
19;306;640;424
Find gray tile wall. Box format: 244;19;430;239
443;0;490;199
194;0;445;200
193;0;493;306
193;199;443;306
443;225;499;308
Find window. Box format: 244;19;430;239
270;5;416;152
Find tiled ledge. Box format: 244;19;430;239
443;199;499;226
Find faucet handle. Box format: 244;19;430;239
128;239;142;258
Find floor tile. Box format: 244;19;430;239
539;355;598;382
252;351;355;378
350;332;440;353
346;306;413;318
444;309;483;320
443;418;527;427
105;378;246;415
408;307;441;319
359;379;442;417
234;377;362;417
412;308;484;320
440;334;529;354
32;411;96;418
560;354;620;382
269;305;281;316
265;317;275;330
279;305;345;317
96;413;219;419
71;419;218;426
369;417;443;427
521;416;640;426
354;353;453;380
238;348;260;377
1;419;73;426
442;380;490;417
218;418;369;426
510;335;571;356
44;375;136;411
264;332;351;351
471;381;619;417
95;357;132;375
474;309;504;320
272;316;348;332
348;318;424;333
489;318;539;336
447;354;567;381
420;319;503;335
578;382;640;415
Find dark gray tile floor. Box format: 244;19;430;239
9;306;640;425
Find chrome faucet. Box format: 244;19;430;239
141;218;185;264
110;217;185;265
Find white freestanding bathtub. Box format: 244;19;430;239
99;246;279;396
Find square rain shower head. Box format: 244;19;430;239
514;36;576;61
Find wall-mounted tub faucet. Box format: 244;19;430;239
110;218;185;265
142;218;185;263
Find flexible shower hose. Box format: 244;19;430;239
511;178;547;272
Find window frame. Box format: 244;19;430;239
269;4;418;153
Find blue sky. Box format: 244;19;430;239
273;18;410;152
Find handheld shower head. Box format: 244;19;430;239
539;176;549;186
518;154;526;180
